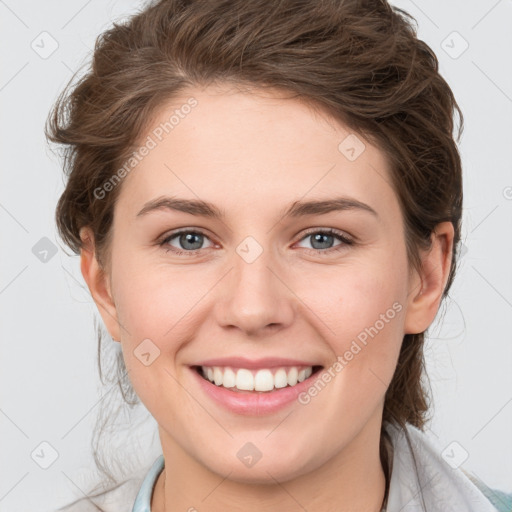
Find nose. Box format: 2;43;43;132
215;242;295;336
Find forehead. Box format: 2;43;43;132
115;84;397;223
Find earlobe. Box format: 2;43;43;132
79;227;121;342
403;222;454;335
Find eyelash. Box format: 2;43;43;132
158;228;354;257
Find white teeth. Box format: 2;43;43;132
200;365;316;392
236;369;254;391
213;367;223;386
287;367;298;386
274;368;288;389
222;368;236;388
254;369;274;391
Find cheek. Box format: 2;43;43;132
304;257;406;382
111;257;214;401
112;254;197;338
109;255;184;388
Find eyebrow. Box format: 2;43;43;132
136;196;378;219
137;197;224;218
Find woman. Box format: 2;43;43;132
48;0;510;510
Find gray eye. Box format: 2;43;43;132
163;230;214;252
308;233;336;250
176;232;205;250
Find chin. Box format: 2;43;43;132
203;449;318;485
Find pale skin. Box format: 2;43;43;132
79;84;453;511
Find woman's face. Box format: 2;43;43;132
84;84;441;483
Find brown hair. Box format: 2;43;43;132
47;0;463;502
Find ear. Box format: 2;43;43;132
79;227;121;342
403;221;454;335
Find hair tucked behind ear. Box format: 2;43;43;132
47;0;463;502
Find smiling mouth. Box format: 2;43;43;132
192;365;323;393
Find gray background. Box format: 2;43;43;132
1;0;511;510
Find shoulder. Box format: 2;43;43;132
462;470;512;512
54;477;143;512
54;455;164;512
384;421;512;512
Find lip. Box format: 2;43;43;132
193;357;320;369
189;364;323;416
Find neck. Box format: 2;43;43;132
152;416;387;512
